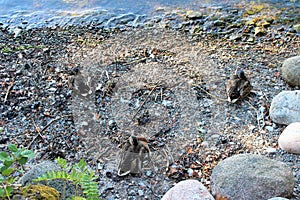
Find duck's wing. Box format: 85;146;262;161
237;79;252;98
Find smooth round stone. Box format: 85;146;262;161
162;180;214;200
211;154;294;200
270;90;300;125
278;122;300;154
282;55;300;87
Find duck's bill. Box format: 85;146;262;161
228;97;238;103
117;169;131;176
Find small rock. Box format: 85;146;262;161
185;11;202;19
161;180;214;200
266;147;277;154
213;20;225;27
254;26;266;36
197;127;207;134
267;197;290;200
211;154;294;200
128;190;136;196
265;126;274;132
145;170;153;177
270;90;300;125
48;87;57;92
282;56;300;87
138;189;144;196
187;168;194;177
201;141;209;147
12;194;25;200
16;69;22;75
138;180;146;187
13;27;22;38
278;122;300;154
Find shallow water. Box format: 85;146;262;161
0;0;239;15
3;0;294;29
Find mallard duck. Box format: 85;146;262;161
226;68;252;103
118;135;151;176
68;72;94;97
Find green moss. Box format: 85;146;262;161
2;46;13;53
294;24;300;32
245;3;264;15
16;45;34;51
23;184;60;200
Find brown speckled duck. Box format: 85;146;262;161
68;72;94;97
226;68;252;103
118;135;151;176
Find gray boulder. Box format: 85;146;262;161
282;55;300;87
18;161;81;200
211;154;294;200
270;90;300;125
18;161;61;186
162;180;214;200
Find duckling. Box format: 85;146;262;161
226;68;252;103
118;135;151;176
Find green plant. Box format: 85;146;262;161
0;143;35;199
34;158;99;200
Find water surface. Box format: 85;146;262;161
0;1;298;30
0;0;246;29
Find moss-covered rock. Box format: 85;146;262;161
11;184;60;200
24;184;60;200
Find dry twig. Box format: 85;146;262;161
28;115;73;148
246;100;264;131
123;57;147;66
193;84;227;102
4;80;15;103
131;84;158;120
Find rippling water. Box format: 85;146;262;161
0;0;243;28
0;0;237;15
0;0;297;29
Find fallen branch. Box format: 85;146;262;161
131;85;158;121
246;100;264;131
40;114;73;133
28;115;73;148
123;57;147;66
193;84;227;102
32;118;45;140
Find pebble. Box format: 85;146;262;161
48;87;57;92
266;147;277;154
128;190;136;196
265;126;274;132
138;189;144;196
138;180;146;187
13;27;22;38
201;141;209;147
187;168;194;176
